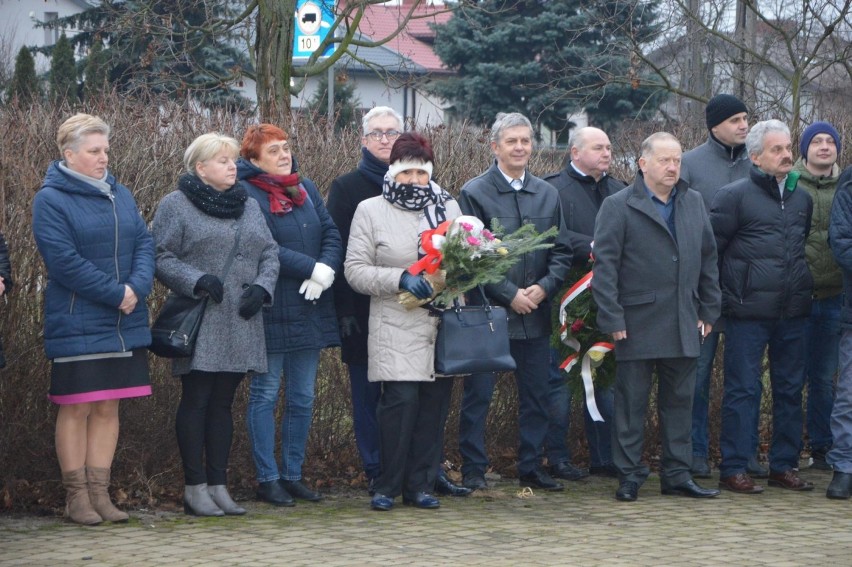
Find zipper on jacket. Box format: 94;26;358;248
109;192;127;351
69;291;76;313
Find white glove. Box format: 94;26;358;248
299;278;324;301
311;262;335;290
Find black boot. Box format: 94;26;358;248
256;480;295;507
826;472;852;499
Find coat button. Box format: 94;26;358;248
242;283;249;290
236;253;243;259
672;255;678;262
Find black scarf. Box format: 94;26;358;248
178;173;247;219
382;174;451;232
357;147;389;187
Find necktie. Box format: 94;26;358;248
511;179;523;191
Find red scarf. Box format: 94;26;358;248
248;173;307;215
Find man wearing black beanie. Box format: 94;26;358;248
681;94;766;480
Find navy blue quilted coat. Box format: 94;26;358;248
237;158;342;352
32;161;155;359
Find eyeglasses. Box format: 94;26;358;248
365;130;402;142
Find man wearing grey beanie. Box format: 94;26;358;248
792;120;843;471
681;94;766;480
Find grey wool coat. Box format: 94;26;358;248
152;190;280;376
592;175;721;361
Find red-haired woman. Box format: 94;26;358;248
345;132;462;511
239;124;342;506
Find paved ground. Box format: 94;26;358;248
1;464;851;567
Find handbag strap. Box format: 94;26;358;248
218;223;243;282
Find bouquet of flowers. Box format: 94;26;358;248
399;215;557;309
551;262;616;395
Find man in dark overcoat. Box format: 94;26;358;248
592;132;722;502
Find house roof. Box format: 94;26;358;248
293;31;426;76
357;2;453;74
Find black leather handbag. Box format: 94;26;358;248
149;225;242;358
148;294;208;358
434;290;516;376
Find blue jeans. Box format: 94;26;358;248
805;295;841;452
827;329;852;473
545;348;613;467
348;362;381;480
692;331;762;459
459;336;551;477
246;349;320;482
719;318;807;477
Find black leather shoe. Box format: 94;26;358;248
371;493;394;511
616;481;639;502
661;479;720;498
549;461;589;481
746;455;769;479
691;456;712;479
462;473;488;491
281;480;323;502
256;480;295;507
810;449;832;471
589;463;619;478
826;471;852;499
435;471;473;497
519;468;564;492
402;492;440;509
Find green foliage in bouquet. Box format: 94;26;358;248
551;265;616;395
433;219;557;307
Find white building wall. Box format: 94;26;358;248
0;0;89;72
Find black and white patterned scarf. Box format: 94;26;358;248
382;173;452;233
178;173;247;219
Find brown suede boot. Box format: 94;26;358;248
62;468;102;525
86;467;129;522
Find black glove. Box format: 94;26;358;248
399;272;433;300
339;316;362;339
194;274;224;303
239;284;267;320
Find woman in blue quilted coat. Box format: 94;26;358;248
239;124;342;506
32;113;155;525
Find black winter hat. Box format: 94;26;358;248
705;94;748;130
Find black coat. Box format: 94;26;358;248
0;231;12;293
328;169;382;364
459;162;573;340
710;166;814;320
543;164;626;266
828;166;852;329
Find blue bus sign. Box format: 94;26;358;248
293;0;335;59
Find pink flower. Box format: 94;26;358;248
460;222;474;233
570;318;585;333
481;229;495;241
466;236;481;246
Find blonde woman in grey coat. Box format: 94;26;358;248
152;133;279;517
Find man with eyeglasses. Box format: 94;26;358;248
328;106;404;495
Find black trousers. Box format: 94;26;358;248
176;370;244;485
374;379;453;498
612;357;696;488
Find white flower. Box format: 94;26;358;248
448;215;485;237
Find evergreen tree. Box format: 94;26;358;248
38;1;250;109
6;47;40;104
50;34;78;104
431;0;664;133
307;72;361;131
83;39;110;101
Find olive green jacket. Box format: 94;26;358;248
792;158;842;299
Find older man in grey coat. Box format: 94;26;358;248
592;132;722;502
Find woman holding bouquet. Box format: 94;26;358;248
345;132;462;511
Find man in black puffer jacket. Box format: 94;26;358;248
711;119;814;495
